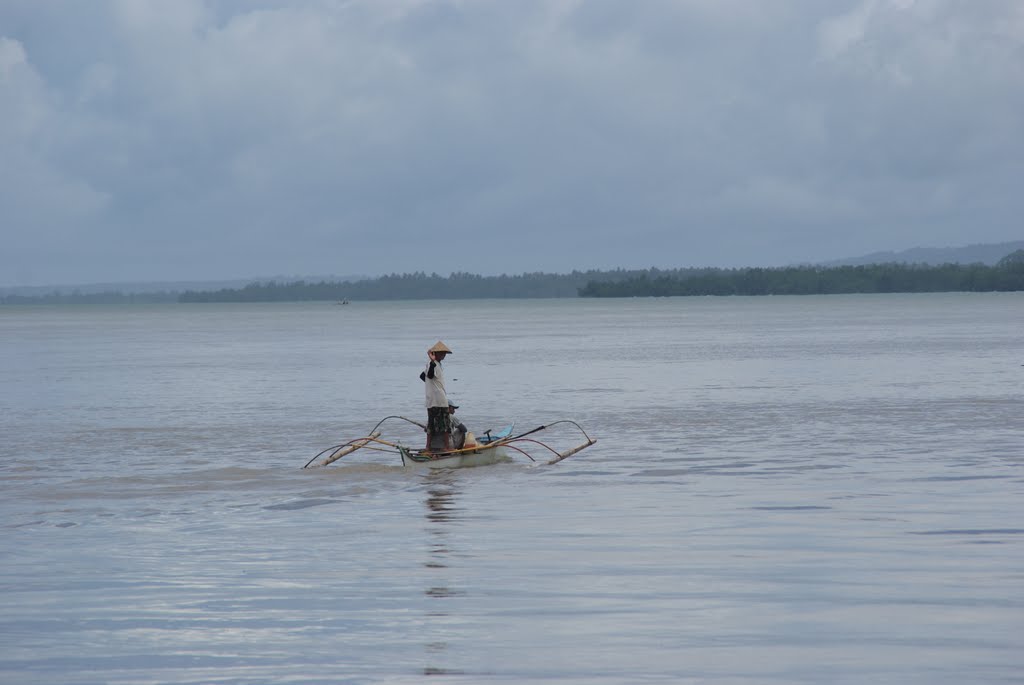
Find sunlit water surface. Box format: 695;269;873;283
2;294;1022;684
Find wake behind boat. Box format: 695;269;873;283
303;416;596;469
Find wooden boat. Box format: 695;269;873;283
398;443;508;469
304;416;595;469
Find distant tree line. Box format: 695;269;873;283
5;252;1023;304
177;269;700;302
579;252;1024;298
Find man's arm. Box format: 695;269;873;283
421;350;438;381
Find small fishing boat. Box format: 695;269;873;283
304;416;596;469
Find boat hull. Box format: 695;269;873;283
399;445;507;469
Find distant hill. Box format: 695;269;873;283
825;241;1024;267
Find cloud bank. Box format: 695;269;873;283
1;0;1021;285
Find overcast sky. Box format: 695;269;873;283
1;0;1021;286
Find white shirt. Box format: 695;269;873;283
423;360;447;408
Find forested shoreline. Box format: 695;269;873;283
4;252;1023;304
182;252;1024;301
579;256;1024;297
176;269;672;302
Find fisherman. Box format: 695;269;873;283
448;400;471;450
419;341;452;451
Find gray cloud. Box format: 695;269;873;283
1;0;1021;285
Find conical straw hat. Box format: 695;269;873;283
428;341;452;354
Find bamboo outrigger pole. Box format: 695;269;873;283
547;438;597;465
325;431;382;465
311;431;381;467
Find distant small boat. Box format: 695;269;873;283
304;416;595;469
334;299;349;305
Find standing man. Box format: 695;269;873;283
419;341;452;451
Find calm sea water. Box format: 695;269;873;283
2;294;1022;684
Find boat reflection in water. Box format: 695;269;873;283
420;471;467;677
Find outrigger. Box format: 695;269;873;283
303;416;596;469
